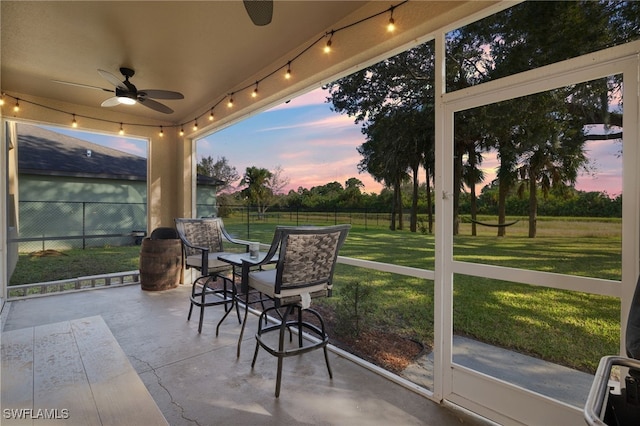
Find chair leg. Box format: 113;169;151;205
198;305;205;333
238;292;251;358
187;302;194;321
297;306;303;347
275;356;284;398
274;307;292;398
323;346;333;379
251;310;267;367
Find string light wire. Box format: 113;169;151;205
0;1;407;135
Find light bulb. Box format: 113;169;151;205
179;127;184;136
209;110;214;121
13;100;20;112
159;126;164;137
72;114;78;128
285;62;292;80
119;124;124;135
193;120;198;131
0;94;5;106
227;97;234;108
387;17;395;32
324;39;332;53
117;96;136;105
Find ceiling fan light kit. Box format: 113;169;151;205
24;1;408;135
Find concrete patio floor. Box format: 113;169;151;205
1;284;492;426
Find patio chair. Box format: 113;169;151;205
174;217;248;334
239;224;350;397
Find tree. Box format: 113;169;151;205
342;177;364;208
327;41;436;232
268;165;290;196
197;156;239;193
240;166;273;218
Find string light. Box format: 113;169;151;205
387;7;396;32
0;2;406;134
159;126;164;137
324;31;334;53
193;119;198;131
285;62;292;80
71;114;78;128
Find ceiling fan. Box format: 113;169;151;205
53;67;184;114
243;0;273;26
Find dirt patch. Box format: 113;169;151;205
30;249;68;257
312;304;427;374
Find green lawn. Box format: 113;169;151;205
9;217;622;373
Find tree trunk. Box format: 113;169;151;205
528;176;537;238
390;183;397;231
396;176;404;230
410;165;419;232
470;181;477;237
497;183;508;237
453;152;463;236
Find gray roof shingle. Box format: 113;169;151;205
17;123;146;181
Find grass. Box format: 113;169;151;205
9;216;622;373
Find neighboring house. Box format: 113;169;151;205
15;123;222;251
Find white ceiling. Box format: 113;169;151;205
1;1;495;131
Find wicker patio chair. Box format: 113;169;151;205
174;217;248;334
238;224;350;397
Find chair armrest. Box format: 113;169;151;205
239;248;278;293
178;239;210;276
220;227;252;252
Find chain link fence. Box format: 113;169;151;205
13;201;147;252
199;204;397;241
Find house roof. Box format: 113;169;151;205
17;123;147;181
17;123;225;186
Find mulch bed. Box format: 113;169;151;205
236;287;426;374
311;304;427;374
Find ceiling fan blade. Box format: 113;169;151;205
138;98;174;114
101;97;121;107
139;89;184;100
98;69;127;90
243;0;273;26
52;80;114;93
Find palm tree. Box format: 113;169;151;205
240;166;273;219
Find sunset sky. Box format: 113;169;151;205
197;87;622;196
197;88;384;194
44;87;622;197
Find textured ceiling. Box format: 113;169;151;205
1;1;494;131
1;1;367;124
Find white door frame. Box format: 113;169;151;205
434;40;640;424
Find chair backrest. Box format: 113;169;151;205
174;218;226;257
272;224;350;297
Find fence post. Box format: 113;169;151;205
82;202;86;249
246;205;250;239
365;208;368;230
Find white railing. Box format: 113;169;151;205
7;270;140;300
